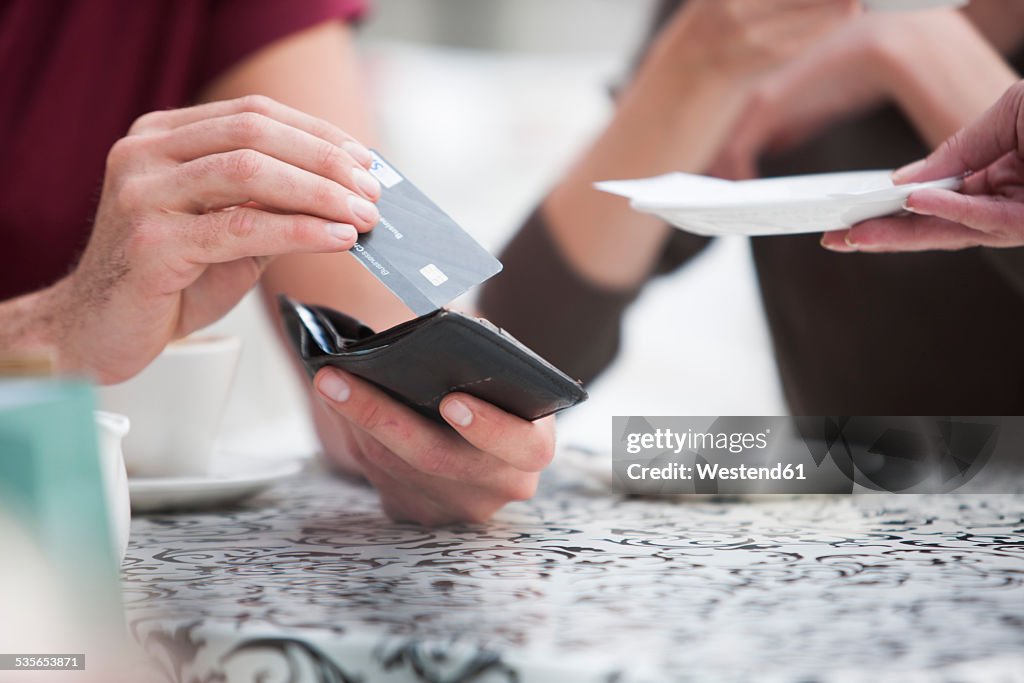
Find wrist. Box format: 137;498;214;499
0;282;66;373
639;14;756;100
868;11;975;94
868;11;1017;146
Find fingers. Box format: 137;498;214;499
822;214;1009;252
313;368;549;482
345;445;458;525
179;208;358;264
893;80;1024;184
439;393;555;473
904;189;1024;244
349;430;514;525
161;113;381;201
168;150;379;229
819;229;857;252
744;0;856;22
850;216;993;251
751;0;856;44
710;99;766;180
128;95;373;165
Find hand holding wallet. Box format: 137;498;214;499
278;296;588;424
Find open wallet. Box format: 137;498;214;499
278;296;588;424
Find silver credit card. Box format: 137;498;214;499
349;151;503;315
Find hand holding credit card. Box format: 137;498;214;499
350;151;503;315
279;152;587;423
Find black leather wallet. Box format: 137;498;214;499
278;296;587;424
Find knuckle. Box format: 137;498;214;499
127;110;165;135
223;208;260;240
315;142;344;173
310;179;341;209
309;119;343;146
223;149;264;183
417;441;454;476
349;399;408;443
229;112;269;144
237;93;276;116
279;217;310;246
105;136;144;170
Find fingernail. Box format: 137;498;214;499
352;167;381;198
821;234;854;252
844;233;860;249
892;159;926;184
326;222;357;243
902;198;929;215
317;369;350;403
441;399;473;428
348;195;379;225
342;140;373;167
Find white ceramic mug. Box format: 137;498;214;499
99;335;241;478
93;410;131;563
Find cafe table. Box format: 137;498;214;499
121;456;1024;683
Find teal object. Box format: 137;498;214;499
0;378;123;630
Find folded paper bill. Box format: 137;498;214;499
595;170;962;237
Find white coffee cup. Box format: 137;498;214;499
99;335;241;478
93;410;131;562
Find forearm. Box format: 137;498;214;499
546;24;751;290
0;283;63;369
875;12;1018;148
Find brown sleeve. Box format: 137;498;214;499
478;206;710;385
478;0;695;385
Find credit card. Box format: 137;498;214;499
349;151;503;316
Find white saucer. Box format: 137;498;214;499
128;453;304;513
596;170;962;237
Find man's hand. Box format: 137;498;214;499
312;368;555;525
47;95;382;383
824;80;1024;252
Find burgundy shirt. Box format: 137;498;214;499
0;0;367;301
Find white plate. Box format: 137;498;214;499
596;170;961;237
128;453;304;513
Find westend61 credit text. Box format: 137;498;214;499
612;416;1019;495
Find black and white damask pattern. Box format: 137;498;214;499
122;462;1024;683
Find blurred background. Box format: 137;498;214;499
209;0;785;457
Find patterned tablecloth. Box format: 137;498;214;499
121;460;1024;683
